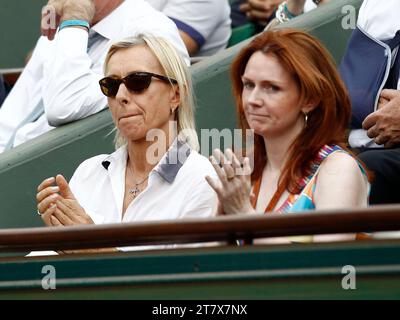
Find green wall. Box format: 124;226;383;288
1;240;400;299
0;1;47;68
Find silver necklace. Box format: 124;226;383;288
127;163;149;198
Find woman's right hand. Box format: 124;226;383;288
36;176;60;226
205;148;255;215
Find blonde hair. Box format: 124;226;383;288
104;34;199;150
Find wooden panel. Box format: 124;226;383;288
0;206;400;252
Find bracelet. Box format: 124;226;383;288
59;19;90;31
284;3;298;19
275;1;301;23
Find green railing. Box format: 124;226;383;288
0;206;400;299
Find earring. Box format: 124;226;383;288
171;105;179;115
303;112;308;127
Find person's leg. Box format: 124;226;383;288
357;147;400;204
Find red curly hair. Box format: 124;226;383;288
231;29;352;194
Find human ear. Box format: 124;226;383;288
301;98;319;114
169;84;180;111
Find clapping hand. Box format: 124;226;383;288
36;175;118;255
205;149;254;215
36;174;94;227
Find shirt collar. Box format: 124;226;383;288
154;138;191;183
101;138;192;184
91;0;130;40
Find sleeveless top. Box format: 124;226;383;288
252;144;368;213
249;144;369;243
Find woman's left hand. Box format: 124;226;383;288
206;148;254;215
50;198;94;227
50;175;94;227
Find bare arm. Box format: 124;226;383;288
179;30;199;56
286;0;306;15
313;152;368;242
258;153;368;244
314;152;368;208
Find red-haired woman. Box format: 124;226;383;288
206;29;369;242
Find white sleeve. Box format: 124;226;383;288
0;37;45;151
159;0;226;49
179;174;218;219
42;27;107;127
357;0;400;39
132;9;190;65
304;0;317;12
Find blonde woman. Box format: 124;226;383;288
35;34;217;253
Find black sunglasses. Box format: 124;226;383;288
99;71;177;97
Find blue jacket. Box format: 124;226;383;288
340;26;400;128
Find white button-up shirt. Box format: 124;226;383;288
358;0;400;90
358;0;400;45
69;140;218;226
0;0;189;152
27;140;218;256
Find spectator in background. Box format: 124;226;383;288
145;0;231;57
231;0;330;30
0;0;188;153
231;0;283;29
340;0;400;204
206;30;369;244
36;35;217;254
